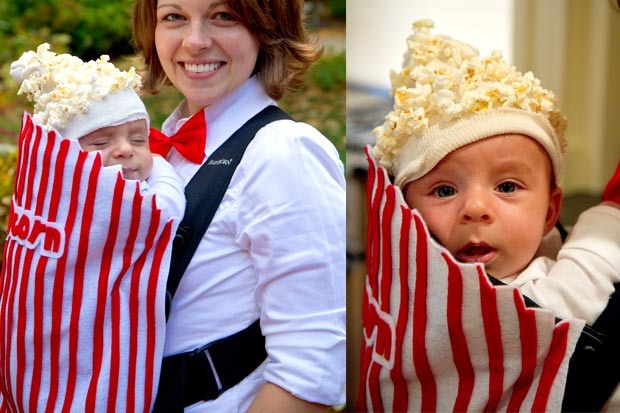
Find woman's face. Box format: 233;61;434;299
155;0;260;115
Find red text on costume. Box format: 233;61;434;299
7;199;66;259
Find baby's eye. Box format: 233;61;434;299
496;181;518;193
130;136;147;145
92;140;110;147
433;185;456;198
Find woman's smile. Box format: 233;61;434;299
183;61;223;74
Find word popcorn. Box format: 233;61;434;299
6;201;65;259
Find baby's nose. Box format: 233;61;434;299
114;139;134;157
460;191;493;223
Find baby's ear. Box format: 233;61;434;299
544;186;563;235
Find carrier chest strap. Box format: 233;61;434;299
165;105;292;318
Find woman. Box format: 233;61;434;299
132;0;345;412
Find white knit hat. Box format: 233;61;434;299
373;20;567;187
10;43;149;140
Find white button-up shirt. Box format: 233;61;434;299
160;76;346;410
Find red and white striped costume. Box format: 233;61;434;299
0;113;177;412
358;147;584;412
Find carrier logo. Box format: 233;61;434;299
6;200;66;259
207;158;233;166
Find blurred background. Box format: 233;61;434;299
0;0;345;254
346;0;620;410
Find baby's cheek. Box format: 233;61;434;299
145;155;154;178
102;157;118;168
503;228;543;274
423;216;455;252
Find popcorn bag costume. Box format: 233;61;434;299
358;20;585;412
0;44;178;412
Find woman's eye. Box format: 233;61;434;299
496;182;518;193
210;11;237;26
214;11;234;21
433;185;456;198
162;13;184;22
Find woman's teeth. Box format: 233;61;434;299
185;62;221;73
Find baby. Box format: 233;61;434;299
373;20;620;327
359;20;620;411
10;43;184;219
368;19;620;410
1;44;185;412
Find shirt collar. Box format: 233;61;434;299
161;76;276;159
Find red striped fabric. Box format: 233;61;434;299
358;147;584;412
0;113;176;412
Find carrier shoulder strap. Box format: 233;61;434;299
165;105;291;317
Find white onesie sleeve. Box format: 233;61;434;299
142;155;186;220
512;204;620;324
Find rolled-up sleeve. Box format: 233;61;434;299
516;205;620;324
231;120;346;405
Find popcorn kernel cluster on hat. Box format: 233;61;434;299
373;19;567;183
10;43;143;133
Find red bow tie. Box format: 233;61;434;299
149;110;207;164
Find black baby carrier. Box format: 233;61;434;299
153;106;291;412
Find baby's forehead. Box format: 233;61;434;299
428;133;552;174
81;119;148;137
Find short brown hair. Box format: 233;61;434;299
132;0;322;100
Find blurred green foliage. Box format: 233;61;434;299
327;0;346;19
308;51;346;91
0;0;133;60
280;50;346;161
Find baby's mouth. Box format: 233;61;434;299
122;167;139;179
455;242;497;264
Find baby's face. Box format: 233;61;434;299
79;119;153;181
404;134;562;279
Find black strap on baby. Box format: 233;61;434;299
488;275;620;412
165;105;291;318
561;282;620;412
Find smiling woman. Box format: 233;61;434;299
153;1;260;115
131;0;346;412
